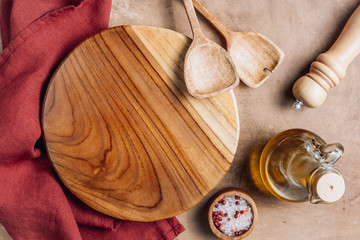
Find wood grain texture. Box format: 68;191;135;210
42;25;239;221
182;0;239;98
192;0;284;88
293;5;360;108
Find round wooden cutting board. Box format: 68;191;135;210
42;25;239;221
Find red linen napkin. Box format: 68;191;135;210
0;0;185;239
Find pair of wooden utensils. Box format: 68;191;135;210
42;0;360;223
185;1;360;109
182;0;284;98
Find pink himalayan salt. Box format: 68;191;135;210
212;195;253;237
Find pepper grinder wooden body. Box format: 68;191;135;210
293;5;360;109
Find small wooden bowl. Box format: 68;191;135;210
208;188;258;239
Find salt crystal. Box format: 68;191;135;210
212;195;253;237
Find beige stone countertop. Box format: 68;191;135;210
1;0;360;239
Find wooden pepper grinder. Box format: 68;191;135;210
293;5;360;109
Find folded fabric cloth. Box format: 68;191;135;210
0;0;185;239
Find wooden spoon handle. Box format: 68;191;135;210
192;0;232;39
293;5;360;108
183;0;203;39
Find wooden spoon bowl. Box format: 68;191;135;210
193;0;284;88
183;0;239;98
184;37;239;98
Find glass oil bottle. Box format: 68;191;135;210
259;129;345;203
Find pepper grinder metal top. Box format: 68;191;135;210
292;5;360;109
293;99;303;110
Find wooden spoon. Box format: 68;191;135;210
183;0;239;98
193;0;284;88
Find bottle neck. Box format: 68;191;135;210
284;138;324;188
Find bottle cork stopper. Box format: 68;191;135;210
315;172;345;203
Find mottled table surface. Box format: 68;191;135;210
1;0;360;239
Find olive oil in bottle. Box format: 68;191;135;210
259;129;345;203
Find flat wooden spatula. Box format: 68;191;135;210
193;0;284;88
